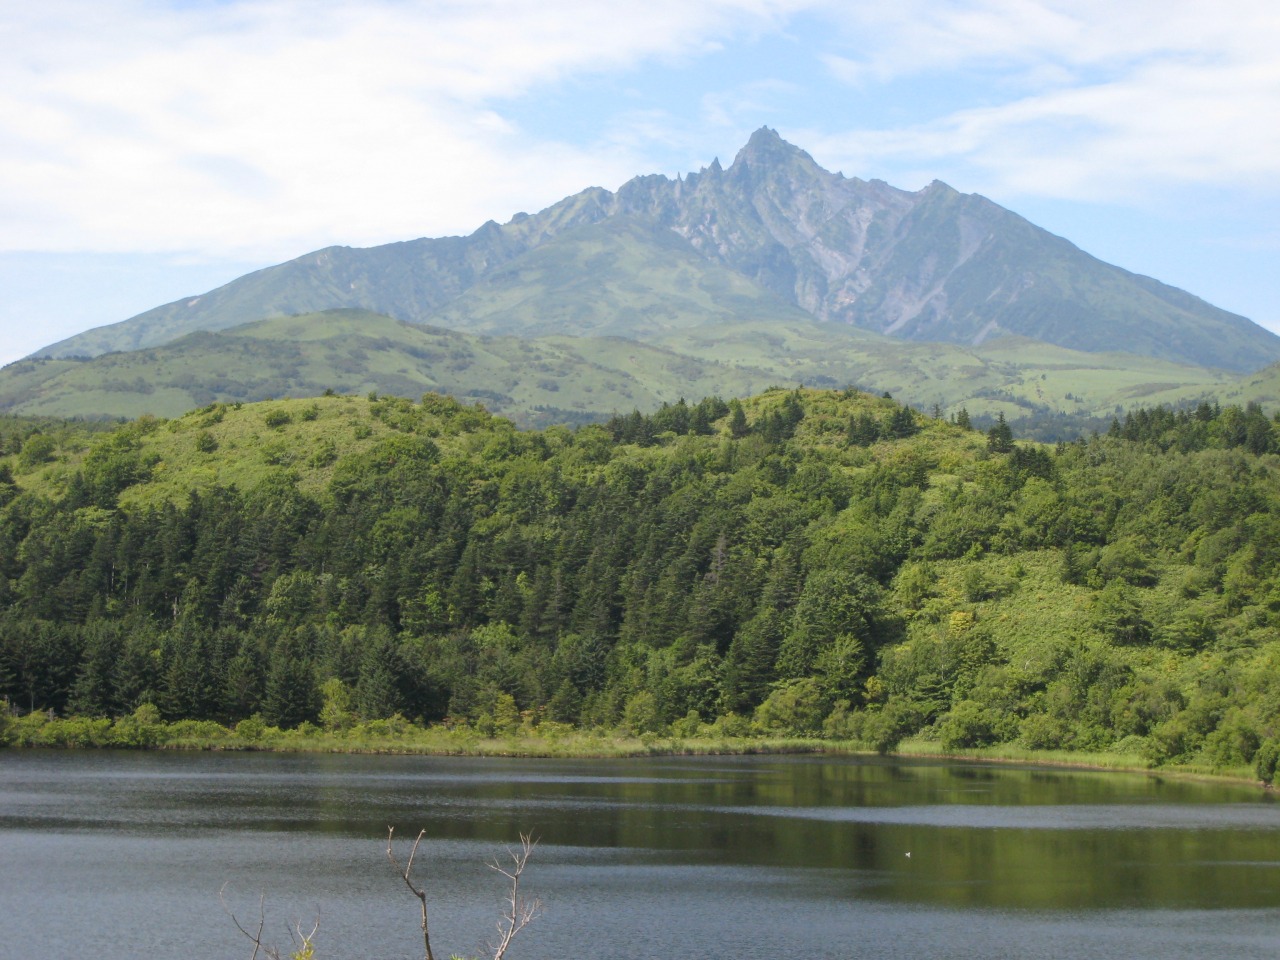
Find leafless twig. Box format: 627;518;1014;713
220;883;318;960
220;883;269;960
485;833;541;960
387;826;436;960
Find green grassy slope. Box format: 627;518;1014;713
654;322;1231;419
0;308;1236;431
1212;361;1280;408
10;393;481;509
0;310;781;426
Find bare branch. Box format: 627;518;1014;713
387;826;436;960
220;883;319;960
289;914;320;960
219;883;275;960
228;830;540;960
485;833;541;960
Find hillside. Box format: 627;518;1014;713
32;129;1280;373
0;308;1234;432
0;309;781;426
4;388;1280;782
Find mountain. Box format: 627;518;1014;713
33;128;1280;373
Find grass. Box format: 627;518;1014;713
0;303;1246;433
0;310;780;426
3;709;1266;790
1;708;846;759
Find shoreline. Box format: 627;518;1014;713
891;740;1267;790
2;715;1265;790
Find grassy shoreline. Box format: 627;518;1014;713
1;708;1265;789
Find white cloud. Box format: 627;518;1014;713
807;0;1280;201
5;0;1276;265
0;0;803;260
700;79;799;128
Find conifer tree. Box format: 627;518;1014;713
987;412;1014;453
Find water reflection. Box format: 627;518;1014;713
2;751;1279;959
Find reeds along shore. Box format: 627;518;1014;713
1;706;1261;788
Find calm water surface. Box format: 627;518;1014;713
2;751;1279;959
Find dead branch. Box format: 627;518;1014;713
220;883;317;960
485;833;542;960
387;826;436;960
221;883;271;960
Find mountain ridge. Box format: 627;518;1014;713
30;127;1280;372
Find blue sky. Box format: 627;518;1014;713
2;0;1278;367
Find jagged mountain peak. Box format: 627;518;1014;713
27;129;1280;374
733;125;817;169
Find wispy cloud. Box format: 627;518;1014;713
0;0;801;259
0;0;1276;295
806;0;1280;200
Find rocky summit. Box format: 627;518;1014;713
32;128;1280;373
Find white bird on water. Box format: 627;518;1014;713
905;852;911;858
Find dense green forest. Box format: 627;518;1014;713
3;389;1280;780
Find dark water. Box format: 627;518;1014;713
2;751;1279;959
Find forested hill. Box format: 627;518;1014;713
3;389;1280;779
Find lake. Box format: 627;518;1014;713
1;750;1279;959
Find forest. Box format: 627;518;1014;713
2;387;1280;781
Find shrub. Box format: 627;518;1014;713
939;699;1006;750
859;705;912;755
1019;713;1070;751
620;690;661;736
1255;739;1279;784
704;712;752;738
752;678;826;737
235;714;268;741
670;709;703;739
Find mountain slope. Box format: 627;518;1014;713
0;308;1233;428
2;310;784;425
32;129;1280;373
430;215;815;337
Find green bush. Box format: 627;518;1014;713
939;699;1007;750
1254;739;1279;784
1019;713;1070;751
752;678;826;737
620;690;662;736
860;703;918;755
704;712;752;738
235;714;268;741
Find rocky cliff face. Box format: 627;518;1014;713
34;127;1280;372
